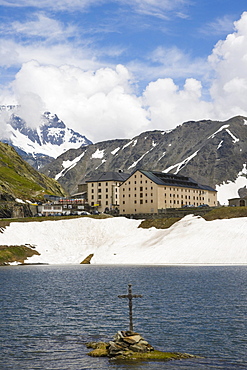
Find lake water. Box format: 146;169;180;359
0;265;246;369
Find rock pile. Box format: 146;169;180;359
108;330;154;357
86;331;201;361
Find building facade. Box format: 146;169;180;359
86;171;129;213
228;197;247;207
119;169;217;215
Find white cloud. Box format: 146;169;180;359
143;78;213;129
3;11;247;143
119;0;190;19
208;11;247;118
0;0;104;11
12;61;149;142
0;0;190;16
9;13;77;41
200;15;235;36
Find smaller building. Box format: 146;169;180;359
228;196;247;207
38;197;89;216
86;171;130;213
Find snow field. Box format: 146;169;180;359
1;215;247;265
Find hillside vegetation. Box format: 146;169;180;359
0;142;66;200
0;245;40;265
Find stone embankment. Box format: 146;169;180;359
86;331;199;361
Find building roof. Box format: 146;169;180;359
128;169;216;192
86;171;130;183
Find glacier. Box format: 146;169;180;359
1;215;247;265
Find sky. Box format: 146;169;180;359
3;215;247;265
0;1;247;143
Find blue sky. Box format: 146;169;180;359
0;0;247;142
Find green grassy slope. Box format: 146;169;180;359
0;142;66;200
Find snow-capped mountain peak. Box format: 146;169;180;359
0;106;92;168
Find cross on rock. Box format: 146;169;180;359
118;284;143;331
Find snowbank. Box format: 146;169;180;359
1;215;247;265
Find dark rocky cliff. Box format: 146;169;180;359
40;116;247;195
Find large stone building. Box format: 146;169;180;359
86;171;129;213
119;169;217;215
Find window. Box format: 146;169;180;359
106;201;108;205
92;189;94;193
98;195;101;199
151;200;153;203
98;183;101;186
106;194;108;199
123;201;125;204
134;200;137;204
140;193;143;198
98;188;101;193
140;200;143;204
140;186;143;191
92;195;94;200
123;194;125;198
106;188;108;192
106;182;108;186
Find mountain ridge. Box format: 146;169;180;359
40;116;247;201
0;106;92;169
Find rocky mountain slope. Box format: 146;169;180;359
0;142;66;201
40;116;247;197
0;105;92;169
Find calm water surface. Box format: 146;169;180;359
0;265;246;369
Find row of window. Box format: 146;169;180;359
90;194;118;200
123;186;153;191
122;199;153;205
90;182;120;187
89;188;118;193
122;200;209;206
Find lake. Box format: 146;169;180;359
0;265;246;369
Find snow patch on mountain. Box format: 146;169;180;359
208;124;230;139
111;147;120;155
163;150;199;174
226;129;239;143
1;215;247;265
92;149;105;159
55;152;86;180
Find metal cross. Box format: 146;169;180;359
118;284;143;331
